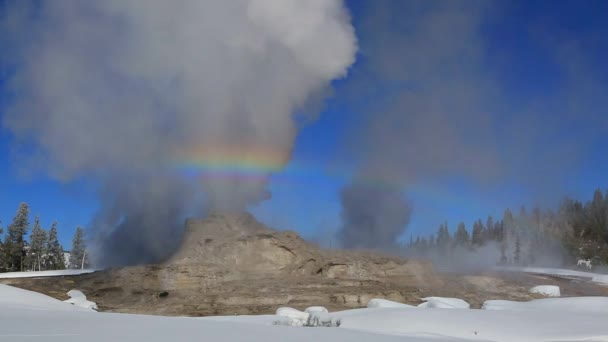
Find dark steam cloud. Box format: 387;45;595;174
339;183;411;249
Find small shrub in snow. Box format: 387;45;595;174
307;312;341;327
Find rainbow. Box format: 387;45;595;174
172;144;290;181
171;144;469;211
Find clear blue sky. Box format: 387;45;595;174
1;0;608;248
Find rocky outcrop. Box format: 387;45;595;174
0;212;444;316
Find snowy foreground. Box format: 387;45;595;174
0;269;96;279
2;284;608;341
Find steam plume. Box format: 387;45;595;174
1;0;356;266
338;0;608;249
340;183;411;249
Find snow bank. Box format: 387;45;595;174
304;306;329;314
0;284;92;312
0;288;416;342
367;298;415;309
275;307;310;326
418;297;470;309
529;285;560;297
64;289;98;310
499;266;608;286
0;269;96;279
3;284;608;341
482;296;608;313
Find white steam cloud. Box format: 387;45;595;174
1;0;356;266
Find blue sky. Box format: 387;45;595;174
1;0;608;248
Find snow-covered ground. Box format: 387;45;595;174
2;284;608;341
529;285;561;297
0;269;96;279
499;266;608;286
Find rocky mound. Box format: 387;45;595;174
167;212;437;283
5;212;562;316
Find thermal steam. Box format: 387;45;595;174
1;0;357;266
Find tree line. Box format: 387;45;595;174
408;188;608;267
0;202;89;272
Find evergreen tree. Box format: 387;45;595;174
486;216;495;240
589;189;606;241
454;222;470;248
503;208;514;230
46;222;65;270
70;227;88;269
25;217;47;271
471;220;484;247
436;223;452;255
3;203;30;272
514;234;522;265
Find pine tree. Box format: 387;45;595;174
503;208;514;230
454;222;470;248
3;203;30;272
486;216;495;240
514;234;522;265
46;222;65;270
70;227;88;269
471;220;484;247
25;217;47;271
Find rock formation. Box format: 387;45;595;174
5;212;569;316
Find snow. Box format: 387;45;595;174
482;296;608;313
0;286;412;341
0;284;92;312
305;306;329;314
2;284;608;341
367;298;415;309
64;289;98;310
275;307;310;326
417;297;470;309
529;285;560;297
0;269;96;279
499;266;608;286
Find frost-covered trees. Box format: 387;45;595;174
407;189;608;266
46;222;66;270
3;203;30;272
70;227;88;269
